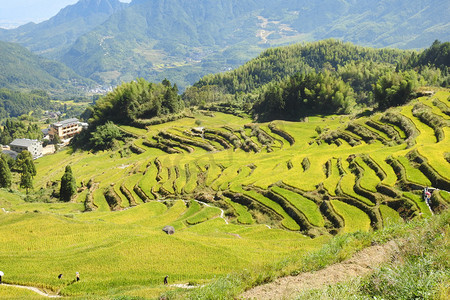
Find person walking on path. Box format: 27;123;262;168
164;275;168;285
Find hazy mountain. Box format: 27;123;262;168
60;0;449;88
0;0;448;90
0;41;94;94
0;0;128;58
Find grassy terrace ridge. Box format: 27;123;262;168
0;90;449;299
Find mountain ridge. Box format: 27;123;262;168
0;0;127;58
0;0;448;90
0;40;94;94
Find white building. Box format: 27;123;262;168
9;139;43;159
49;118;86;141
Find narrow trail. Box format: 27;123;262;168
1;283;61;298
240;240;399;300
156;199;229;224
194;200;229;224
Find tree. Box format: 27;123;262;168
89;121;123;150
16;150;36;177
374;71;417;110
20;169;32;194
60;165;77;202
0;157;12;188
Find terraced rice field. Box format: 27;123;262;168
1;91;449;298
31;91;450;235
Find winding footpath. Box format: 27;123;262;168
193;199;229;224
1;283;61;298
240;240;400;300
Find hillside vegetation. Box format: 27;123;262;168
0;85;448;298
0;41;94;95
2;0;447;88
186;40;449;121
59;0;450;87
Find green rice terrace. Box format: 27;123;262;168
1;90;449;299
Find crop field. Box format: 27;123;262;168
0;90;449;299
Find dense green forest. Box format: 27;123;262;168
0;119;42;145
88;78;183;127
0;89;52;119
0;41;94;95
73;78;184;150
184;40;450;121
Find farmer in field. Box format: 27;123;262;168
58;273;63;279
0;270;3;283
164;275;169;285
424;187;432;203
76;272;80;281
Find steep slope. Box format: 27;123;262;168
0;41;94;94
0;0;127;58
60;0;449;87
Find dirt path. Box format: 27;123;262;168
240;240;399;300
1;283;61;298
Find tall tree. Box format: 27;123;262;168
16;150;36;177
0;157;12;188
60;165;77;202
20;169;32;194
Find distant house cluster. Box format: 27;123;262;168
2;118;87;160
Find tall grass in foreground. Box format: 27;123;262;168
163;210;449;299
295;210;449;300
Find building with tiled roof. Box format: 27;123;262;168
9;138;43;159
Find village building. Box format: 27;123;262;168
48;118;87;142
9;138;43;159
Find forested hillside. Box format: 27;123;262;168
0;0;127;59
185;40;449;121
60;0;449;88
0;41;94;95
0;89;52;120
1;0;446;89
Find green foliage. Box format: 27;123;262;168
0;156;12;188
0;41;93;95
254;71;355;121
190;40;408;98
407;40;450;70
15;150;36;177
374;71;417;110
0;118;42;145
19;169;33;193
90;78;184;126
60;165;77;202
89;121;123;151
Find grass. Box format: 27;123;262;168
0;91;448;299
379;204;404;226
224;197;254;224
271;186;325;227
294;210;450;300
403;192;432;216
396;156;432;186
0;285;47;299
242;189;301;231
354;157;379;193
339;162;375;206
186;206;222;225
322;159;341;196
330;200;371;233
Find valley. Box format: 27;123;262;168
0;89;448;299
